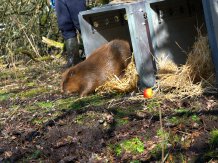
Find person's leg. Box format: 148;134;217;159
55;0;82;68
55;0;77;39
66;0;86;32
65;0;87;63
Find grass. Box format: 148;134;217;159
166;113;201;126
36;101;53;109
70;94;110;110
114;137;145;156
209;130;218;147
145;99;161;115
191;114;200;122
0;92;14;101
73;111;103;126
115;117;129;126
16;87;50;99
174;107;190;114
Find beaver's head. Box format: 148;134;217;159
61;68;80;95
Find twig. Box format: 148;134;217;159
162;152;169;163
159;107;165;162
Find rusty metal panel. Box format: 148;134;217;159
79;1;156;89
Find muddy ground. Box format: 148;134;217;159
0;60;218;162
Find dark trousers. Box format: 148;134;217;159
55;0;86;40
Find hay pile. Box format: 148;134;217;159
96;56;138;94
157;31;216;99
96;32;216;98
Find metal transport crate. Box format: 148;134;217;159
79;0;218;89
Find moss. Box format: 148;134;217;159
166;153;188;163
157;129;169;142
166;114;200;126
168;116;180;125
145;99;161;115
55;97;77;110
31;118;44;125
70;98;91;110
70;94;114;110
73;111;101;126
30;150;42;159
130;160;141;163
115;117;129;126
36;101;53;109
204;150;218;159
26;105;37;111
115;105;138;117
0;70;24;80
26;82;36;87
55;93;121;111
17;87;49;98
114;137;144;156
0;92;14;101
175;107;190;114
150;143;162;158
191;114;200;122
151;129;169;158
209;130;218;147
169;134;181;146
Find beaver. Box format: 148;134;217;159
61;39;132;97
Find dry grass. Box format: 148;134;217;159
157;31;216;99
96;56;138;94
96;31;216;99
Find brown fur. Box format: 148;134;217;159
61;39;131;97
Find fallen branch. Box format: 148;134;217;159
19;50;55;62
42;37;64;49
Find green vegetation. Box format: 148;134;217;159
130;160;141;163
175;107;190;114
54;97;77;110
191;114;200;122
0;92;14;101
209;130;218;147
157;129;169;149
114;137;144;156
36;101;53;109
30;150;42;159
26;82;36;87
70;94;106;109
17;87;49;99
115;117;129;126
115;107;135;117
73;111;102;126
151;129;169;157
166;114;201;126
145;99;161;115
0;70;25;80
168;116;180;125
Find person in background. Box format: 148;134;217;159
49;0;87;68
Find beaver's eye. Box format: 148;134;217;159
70;72;74;77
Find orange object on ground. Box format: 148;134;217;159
143;88;153;98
